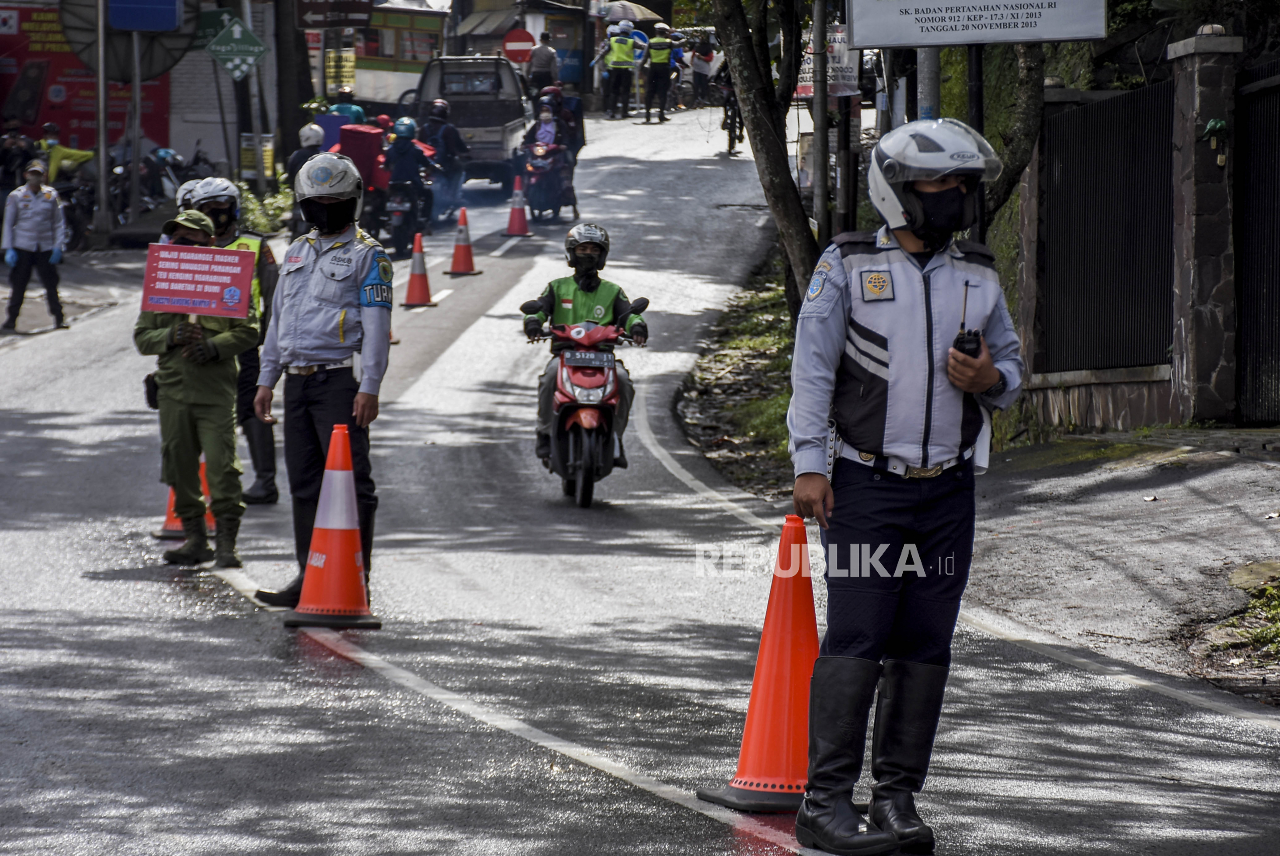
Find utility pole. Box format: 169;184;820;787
812;0;828;247
93;0;112;236
243;0;268;197
917;47;940;120
128;31;143;224
967;44;986;241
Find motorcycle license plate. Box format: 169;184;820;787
531;159;551;168
564;351;614;368
386;202;412;211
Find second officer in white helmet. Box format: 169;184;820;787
788;118;1023;856
251;153;393;609
190;176;280;508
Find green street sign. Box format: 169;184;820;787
193;9;235;50
204;17;268;82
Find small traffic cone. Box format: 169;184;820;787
696;515;819;812
151;461;217;539
401;232;436;307
504;176;533;237
283;425;381;630
446;207;482;276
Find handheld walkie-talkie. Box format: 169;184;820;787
952;281;982;358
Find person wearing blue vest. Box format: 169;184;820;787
788;119;1022;855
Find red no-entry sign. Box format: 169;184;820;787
503;29;536;64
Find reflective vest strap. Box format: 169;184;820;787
230;235;264;314
648;39;672;64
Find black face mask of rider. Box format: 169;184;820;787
913;185;968;251
206;208;235;232
300;197;359;234
571;252;602;289
171;237;204;246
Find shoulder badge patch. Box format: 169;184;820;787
806;261;832;301
860;270;894;302
360;251;394;308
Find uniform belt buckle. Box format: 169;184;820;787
905;464;943;479
295;365;318;376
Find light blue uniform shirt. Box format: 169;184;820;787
258;224;393;396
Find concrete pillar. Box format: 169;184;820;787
1168;30;1243;422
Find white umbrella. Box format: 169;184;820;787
602;1;663;23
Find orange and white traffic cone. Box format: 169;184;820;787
696;515;819;812
446;207;482;276
283;425;381;630
504;176;533;237
401;232;436;307
151;460;217;539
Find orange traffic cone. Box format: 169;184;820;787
697;515;820;812
401;232;436;307
446;207;482;276
504;176;533;237
283;425;381;630
151;461;217;539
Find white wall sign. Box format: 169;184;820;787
850;1;1108;48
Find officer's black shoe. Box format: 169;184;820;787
795;657;898;856
0;320;14;334
243;477;277;505
659;113;669;123
256;572;304;608
53;317;69;329
213;517;242;569
613;438;628;469
535;433;551;460
163;517;214;566
644;112;651;123
868;659;950;854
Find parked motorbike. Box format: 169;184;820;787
522;142;566;221
52;164;94;252
520;297;649;508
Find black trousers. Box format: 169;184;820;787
530;71;554;93
608;68;633;115
645;68;670;114
819;457;975;667
6;249;61;325
283;368;377;569
236;348;260;426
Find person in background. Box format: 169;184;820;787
419;99;469;220
134;210;260;569
35;123;94;184
157;180;202;246
692;39;714;107
385;116;437;240
191;176;281;506
527;32;560;94
669;32;690;111
2;159;66;333
0;120;36;201
330;86;367;126
539;85;583;218
286;124;325;240
643;23;675;124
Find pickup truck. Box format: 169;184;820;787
399;56;532;198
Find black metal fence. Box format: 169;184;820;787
1040;81;1174;373
1235;61;1280;424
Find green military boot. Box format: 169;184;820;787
163;517;214;566
213;517;242;569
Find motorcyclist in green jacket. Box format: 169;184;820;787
523;223;647;463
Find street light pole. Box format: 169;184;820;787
128;31;143;225
243;0;268;198
812;0;828;248
93;0;112;236
917;47;940;120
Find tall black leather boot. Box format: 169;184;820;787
213;517;242;568
253;498;317;608
241;419;278;504
795;657;899;856
163;517;214;566
869;659;951;854
358;502;376;603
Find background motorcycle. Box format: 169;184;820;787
520;297;648;508
383;179;434;255
522;142;566;221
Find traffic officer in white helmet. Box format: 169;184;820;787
788;118;1023;856
252;153;393;608
190;177;281;505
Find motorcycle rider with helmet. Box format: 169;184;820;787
384;116;437;241
190;176;281;506
788;118;1021;856
522;224;647;463
329;85;366;126
539;86;584;218
286;123;326;239
419;99;469;220
522;98;574;218
253;153;393;608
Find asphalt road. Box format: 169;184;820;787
2;111;1278;855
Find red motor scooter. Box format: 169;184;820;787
521;297;648;508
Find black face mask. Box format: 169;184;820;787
171;237;204;246
914;185;968;251
571;252;602;286
206;208;235;232
300;197;358;234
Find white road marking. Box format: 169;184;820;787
630;391;1280;732
211;570;284;611
406;289;453;312
755;215;770;228
491;236;522;257
300;627;805;853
